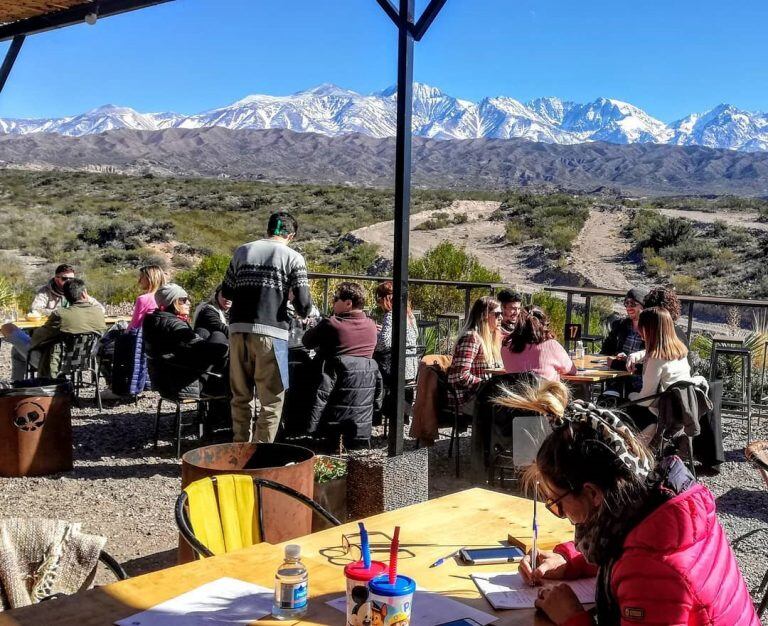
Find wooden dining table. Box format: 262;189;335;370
561;354;633;385
13;315;131;330
0;488;575;626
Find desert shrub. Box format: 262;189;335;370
543;224;580;253
711;248;737;275
409;242;501;319
78;218;174;249
176;254;230;304
643;248;670;277
719;226;751;248
670;274;701;295
505;222;526;245
414;211;469;231
664;239;716;264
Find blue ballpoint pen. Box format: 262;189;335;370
429;550;459;568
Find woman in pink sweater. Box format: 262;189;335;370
501;306;576;381
128;265;166;330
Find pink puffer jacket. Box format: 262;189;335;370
559;483;759;626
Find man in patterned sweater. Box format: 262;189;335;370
222;211;312;442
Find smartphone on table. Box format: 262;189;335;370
459;546;525;565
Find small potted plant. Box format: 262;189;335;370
313;455;348;526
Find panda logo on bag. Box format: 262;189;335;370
13;401;47;431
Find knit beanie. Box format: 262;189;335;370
154;283;188;309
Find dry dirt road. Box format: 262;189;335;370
658;208;768;232
351;200;545;291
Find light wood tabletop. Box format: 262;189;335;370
0;488;574;626
13;315;130;330
562;354;632;384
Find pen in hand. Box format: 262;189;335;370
530;481;539;587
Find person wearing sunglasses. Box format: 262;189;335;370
501;305;576;382
446;296;504;415
496;380;758;626
142;283;229;399
29;263;105;315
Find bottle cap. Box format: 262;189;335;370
285;544;301;559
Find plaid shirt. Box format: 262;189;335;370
447;331;495;412
622;328;644;355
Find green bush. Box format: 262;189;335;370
409;241;501;320
505;221;526;245
670;274;702;295
176;254;231;304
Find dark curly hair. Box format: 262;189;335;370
644;287;681;321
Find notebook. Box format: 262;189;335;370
471;571;597;610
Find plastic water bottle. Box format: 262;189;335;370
272;544;308;620
575;340;585;360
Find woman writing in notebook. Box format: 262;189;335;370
498;380;757;626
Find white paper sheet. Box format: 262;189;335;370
114;577;274;626
327;589;497;625
470;572;596;610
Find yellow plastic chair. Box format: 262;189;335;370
175;475;341;558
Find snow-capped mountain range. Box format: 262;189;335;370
1;83;767;152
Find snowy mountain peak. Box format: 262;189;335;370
296;83;360;98
1;86;766;152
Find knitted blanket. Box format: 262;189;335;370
0;518;106;610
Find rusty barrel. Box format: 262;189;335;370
180;442;315;561
0;380;73;477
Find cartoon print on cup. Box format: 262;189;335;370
13;401;47;431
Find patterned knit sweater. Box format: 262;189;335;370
222;239;311;340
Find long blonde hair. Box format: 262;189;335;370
639;307;687;361
461;296;502;366
139;265;166;294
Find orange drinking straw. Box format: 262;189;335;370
389;526;400;584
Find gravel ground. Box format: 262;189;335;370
0;341;766;606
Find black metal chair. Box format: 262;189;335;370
175;475;341;559
617;381;707;478
27;332;103;410
146;355;228;458
432;368;469;477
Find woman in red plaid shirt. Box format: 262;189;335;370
447;296;504;413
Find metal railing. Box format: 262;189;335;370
544;285;768;343
307;271;507;319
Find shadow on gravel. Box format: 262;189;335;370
122;548;178;576
49;462;180;481
716;488;768;524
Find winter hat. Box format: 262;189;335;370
625;287;649;306
155;283;188;309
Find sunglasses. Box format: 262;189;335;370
56;275;75;281
177;297;190;304
544;489;573;519
623;299;640;308
492;311;503;318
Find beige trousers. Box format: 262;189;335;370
229;333;285;443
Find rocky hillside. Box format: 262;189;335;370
2;127;768;195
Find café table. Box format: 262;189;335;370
13;315;131;330
0;488;575;626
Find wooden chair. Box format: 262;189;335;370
175;475;341;559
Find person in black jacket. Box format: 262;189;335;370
143;284;228;398
193;285;231;338
600;287;648;396
307;355;384;450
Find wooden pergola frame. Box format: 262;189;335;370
0;0;449;456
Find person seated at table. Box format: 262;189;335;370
142;284;229;397
503;381;758;626
625;307;700;439
624;286;689;374
1;278;106;379
599;287;647;395
447;296;504;415
497;289;523;335
502;306;576;382
373;281;419;382
127;264;166;331
30;263;105;314
302;282;377;360
193;284;232;338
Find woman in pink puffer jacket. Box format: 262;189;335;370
498;380;759;626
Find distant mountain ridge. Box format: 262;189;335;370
1;83;767;152
2;126;767;196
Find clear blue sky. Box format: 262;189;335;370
1;0;767;121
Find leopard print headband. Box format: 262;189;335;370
558;400;654;479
